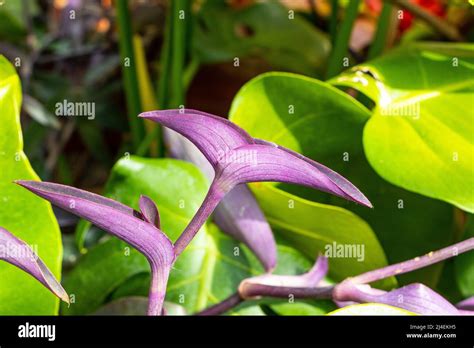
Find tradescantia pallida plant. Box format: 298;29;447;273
13;109;474;316
0;227;69;304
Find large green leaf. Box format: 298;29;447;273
194;0;330;77
0;55;62;314
229;72;454;286
328;303;415;315
455;214;474;297
330;43;474;213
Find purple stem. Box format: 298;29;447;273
196;293;243;316
351;237;474;284
239;283;334;300
197;238;474;315
147;262;169;316
174;179;227;257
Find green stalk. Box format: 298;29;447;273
138;0;191;155
169;0;186;107
367;2;393;59
329;0;339;44
326;0;360;79
115;0;145;150
157;1;172;108
137;56;200;157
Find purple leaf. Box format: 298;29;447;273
456;296;474;311
140;109;372;256
16;180;175;315
334;281;459;315
139;109;371;207
213;185;277;271
239;256;328;299
164;125;277;272
139;195;160;228
0;226;69;303
140;109;253;167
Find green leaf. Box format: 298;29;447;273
0;1;26;42
455;214;474;297
62;238;149;315
0;55;62;314
229;72;454;286
194;0;330;77
330;43;474;213
328;303;416;315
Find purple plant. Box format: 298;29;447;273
163;125;277;271
0;227;69;303
10;108;473;316
16;181;174;315
199;237;474;315
139;109;371;257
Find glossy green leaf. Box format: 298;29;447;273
229;72;454;286
328;303;415;315
330;43;474;213
455;214;474;297
194;0;330;76
0;55;62;314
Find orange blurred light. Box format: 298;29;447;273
96;18;111;33
54;0;68;10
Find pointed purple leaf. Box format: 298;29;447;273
16;180;175;315
254;139;372;207
140;109;371;207
162;123;278;270
139;109;254;167
139;195;160;228
214;185;277;271
457;296;474;311
334;281;459;315
0;227;69;303
218;143;372;207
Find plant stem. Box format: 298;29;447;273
115;0;145;150
169;0;187;107
391;0;463;41
183;57;201;91
367;2;393;59
157;1;172;108
196;293;243;316
352;237;474;284
197;238;474;315
147;262;169;316
133;35;162;156
174;180;227;257
326;0;360;79
329;0;339;44
239;283;334;300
